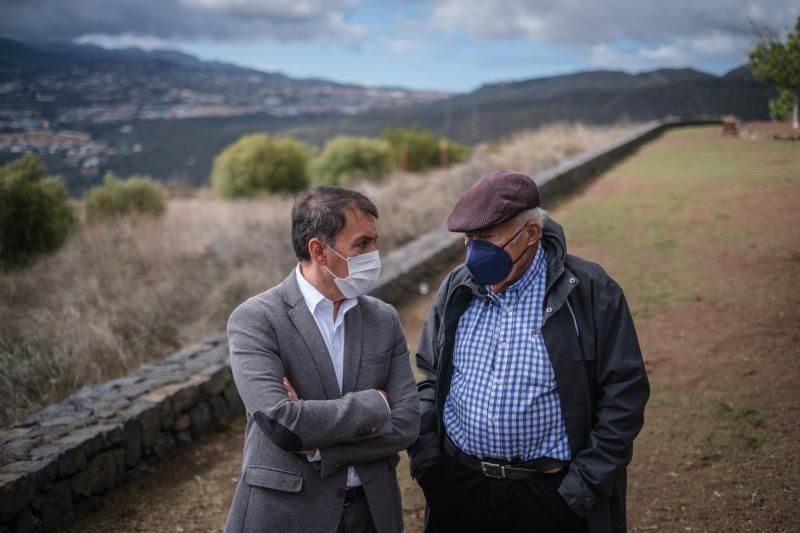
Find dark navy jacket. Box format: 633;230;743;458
409;218;650;533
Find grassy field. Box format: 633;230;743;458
538;126;800;530
0;122;638;427
65;125;799;532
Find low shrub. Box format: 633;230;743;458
310;136;393;186
84;174;166;223
210;133;313;198
0;154;75;270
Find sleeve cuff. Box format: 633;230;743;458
377;390;391;414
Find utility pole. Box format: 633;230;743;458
443;99;452;137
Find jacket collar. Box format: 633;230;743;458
540;217;568;292
279;271;342;398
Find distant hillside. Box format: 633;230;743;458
47;65;772;194
0;36;777;194
0;37;446;122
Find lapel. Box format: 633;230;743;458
282;271;341;399
341;303;363;395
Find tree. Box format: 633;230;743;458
210;133;312;198
749;17;800;130
0;154;75;269
769;89;794;121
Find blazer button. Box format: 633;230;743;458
335;463;344;470
583;496;594;506
546;306;553;313
371;426;378;434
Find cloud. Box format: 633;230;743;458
429;0;797;44
0;0;365;43
74;33;172;51
588;31;750;70
428;0;797;71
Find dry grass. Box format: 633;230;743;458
0;121;640;426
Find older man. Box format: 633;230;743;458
410;170;649;533
224;186;420;533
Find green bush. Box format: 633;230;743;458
769;89;794;121
84;174;166;223
310;136;393;186
0;154;75;270
381;126;471;172
211;133;312;198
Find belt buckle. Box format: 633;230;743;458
480;461;506;478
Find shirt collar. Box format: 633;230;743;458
490;243;547;300
295;264;358;318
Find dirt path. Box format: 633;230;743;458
68;126;799;532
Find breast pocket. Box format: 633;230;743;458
359;349;392;387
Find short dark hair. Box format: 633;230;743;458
291;186;379;261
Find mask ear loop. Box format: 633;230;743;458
500;221;528;249
322;241;350;280
503;222;534;266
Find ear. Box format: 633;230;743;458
308;238;327;266
526;221;542;245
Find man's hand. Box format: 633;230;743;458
283;377;299;401
282;377;315;456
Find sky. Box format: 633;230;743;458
1;0;798;92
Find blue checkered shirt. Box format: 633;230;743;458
443;244;571;461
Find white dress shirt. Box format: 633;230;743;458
294;264;389;487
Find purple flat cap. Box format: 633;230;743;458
447;170;541;232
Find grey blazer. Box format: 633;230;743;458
223;271;420;533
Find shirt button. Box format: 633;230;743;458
489;416;497;422
494;379;503;385
500;341;508;348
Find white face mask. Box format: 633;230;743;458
323;244;382;299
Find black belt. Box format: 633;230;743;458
343;485;365;506
443;436;567;479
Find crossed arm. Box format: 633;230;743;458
228;301;419;471
313;316;420;477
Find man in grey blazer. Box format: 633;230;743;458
224;186;420;533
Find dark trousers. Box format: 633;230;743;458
418;453;588;533
336;488;378;533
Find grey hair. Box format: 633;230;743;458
515;207;548;227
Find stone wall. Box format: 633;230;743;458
0;118;716;532
0;334;242;532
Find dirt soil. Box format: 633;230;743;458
67;126;799;532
